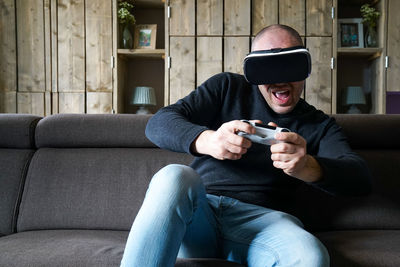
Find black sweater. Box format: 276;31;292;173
146;72;372;211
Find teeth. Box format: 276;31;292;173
275;90;288;94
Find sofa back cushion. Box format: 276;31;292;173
295;115;400;231
17;148;192;231
35;113;156;148
0;114;41;236
17;114;192;232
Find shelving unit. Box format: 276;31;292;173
334;0;387;114
113;0;165;114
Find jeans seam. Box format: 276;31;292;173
222;235;281;265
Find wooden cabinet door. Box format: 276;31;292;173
197;37;222;86
306;37;332;114
86;0;113;114
0;0;17;112
170;0;195;36
306;0;333;36
224;0;251;35
279;0;305;36
16;0;47;116
224;37;250;74
169;37;195;104
252;0;278;35
387;0;400;92
197;0;223;35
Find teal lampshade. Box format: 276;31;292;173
345;86;366;105
131;87;156;114
344;86;366;114
131;86;156;106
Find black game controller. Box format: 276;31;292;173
237;120;290;145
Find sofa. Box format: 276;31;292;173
0;113;399;267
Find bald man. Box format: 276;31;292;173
121;24;371;267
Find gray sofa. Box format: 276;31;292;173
0;113;399;267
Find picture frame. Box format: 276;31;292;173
338;18;364;48
134;24;157;49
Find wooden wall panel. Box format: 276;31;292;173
17;92;45;116
86;0;112;93
52;92;59;114
169;37;195;104
51;0;58;93
252;0;278;36
87;92;113;113
58;92;85;113
224;37;250;74
279;0;305;36
305;37;332;114
58;0;85;93
225;0;251;35
16;0;46;92
170;0;195;36
197;37;222;86
44;0;51;93
387;0;400;92
45;91;51;115
0;92;17;113
306;0;332;37
197;0;223;35
0;0;17;93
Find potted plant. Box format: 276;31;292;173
360;4;380;47
118;1;136;49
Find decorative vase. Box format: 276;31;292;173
365;26;378;47
121;24;133;49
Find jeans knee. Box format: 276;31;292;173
297;233;330;267
148;164;203;201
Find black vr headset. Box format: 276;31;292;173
243;46;312;85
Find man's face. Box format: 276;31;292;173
253;29;305;114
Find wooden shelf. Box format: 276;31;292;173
337;47;383;60
117;49;165;59
135;0;164;8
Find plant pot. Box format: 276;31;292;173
121;24;133;49
365;26;378;47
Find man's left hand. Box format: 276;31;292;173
269;122;322;182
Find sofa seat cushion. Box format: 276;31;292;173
0;230;127;267
0;230;244;267
316;230;400;267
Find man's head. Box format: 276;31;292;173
252;25;305;114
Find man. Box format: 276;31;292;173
121;24;372;267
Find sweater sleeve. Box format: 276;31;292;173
145;73;227;154
310;118;372;196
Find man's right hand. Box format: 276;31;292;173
191;120;260;160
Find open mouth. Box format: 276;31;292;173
272;90;290;104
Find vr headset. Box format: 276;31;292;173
243;46;312;85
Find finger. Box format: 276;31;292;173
225;141;248;155
275;132;305;145
270;142;296;154
249;119;263;124
221;149;243;160
268;121;278;127
227;133;252;148
271;152;292;162
229;120;256;135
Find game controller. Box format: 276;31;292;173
237;120;291;145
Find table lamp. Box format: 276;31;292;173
345;86;366;114
131;86;156;114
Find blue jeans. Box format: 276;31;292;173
120;164;329;267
